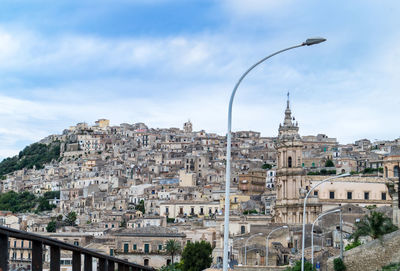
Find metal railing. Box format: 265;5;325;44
0;225;155;271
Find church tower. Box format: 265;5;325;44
274;93;320;224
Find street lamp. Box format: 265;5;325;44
222;37;327;271
301;173;350;271
230;237;244;265
265;225;288;266
311;209;341;267
244;233;264;265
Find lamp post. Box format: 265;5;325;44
265;225;288;266
311;209;341;267
244;233;264;265
301;173;349;271
222;37;327;271
230;237;244;265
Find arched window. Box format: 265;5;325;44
394;166;399;177
288;157;292;168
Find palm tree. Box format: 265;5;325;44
351;211;398;241
165;239;182;264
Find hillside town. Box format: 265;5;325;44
0;99;399;271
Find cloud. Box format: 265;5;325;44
1;2;400;161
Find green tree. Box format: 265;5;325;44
325;159;335;167
333;258;346;271
262;163;272;170
165;239;182;264
159;263;182;271
137;200;145;214
46;220;57;232
65;211;77;226
181;241;212;271
351;211;398;241
284;260;315;271
0;142;61;176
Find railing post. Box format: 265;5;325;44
0;233;8;271
50;246;61;271
99;258;107;271
84;254;93;271
117;263;124;271
108;260;115;271
72;251;81;271
32;241;43;271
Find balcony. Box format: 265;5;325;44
0;225;155;271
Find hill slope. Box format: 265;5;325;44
0;142;61;177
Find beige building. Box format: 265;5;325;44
113;226;186;268
274;97;316;224
383;154;400;227
160;200;220;218
179;169;196;187
273;97;392;225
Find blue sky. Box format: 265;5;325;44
0;0;400;159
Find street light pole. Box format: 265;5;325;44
311;209;340;267
301;173;349;271
265;226;288;266
222;37;327;271
230;237;244;265
245;233;264;265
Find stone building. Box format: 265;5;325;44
113;226;186;268
274;96;317;224
238;170;266;195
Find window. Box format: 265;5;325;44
382;192;387;200
364;192;369;200
165;207;169;214
144;244;150;253
329;191;335;199
133;244;137;250
314;191;318;196
159;244;163;250
347;192;352;200
110;249;114;256
144;259;149;266
241;226;246;234
74;241;79;246
124;243;129;253
288;157;292;168
395;166;399;177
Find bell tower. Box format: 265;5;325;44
274;93;319;224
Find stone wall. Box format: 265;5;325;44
326;230;400;271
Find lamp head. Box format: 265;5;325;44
303;37;327;46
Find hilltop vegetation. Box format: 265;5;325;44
0;191;59;213
0;142;61;177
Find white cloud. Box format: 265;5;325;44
1;20;400;161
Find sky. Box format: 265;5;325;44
0;0;400;159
